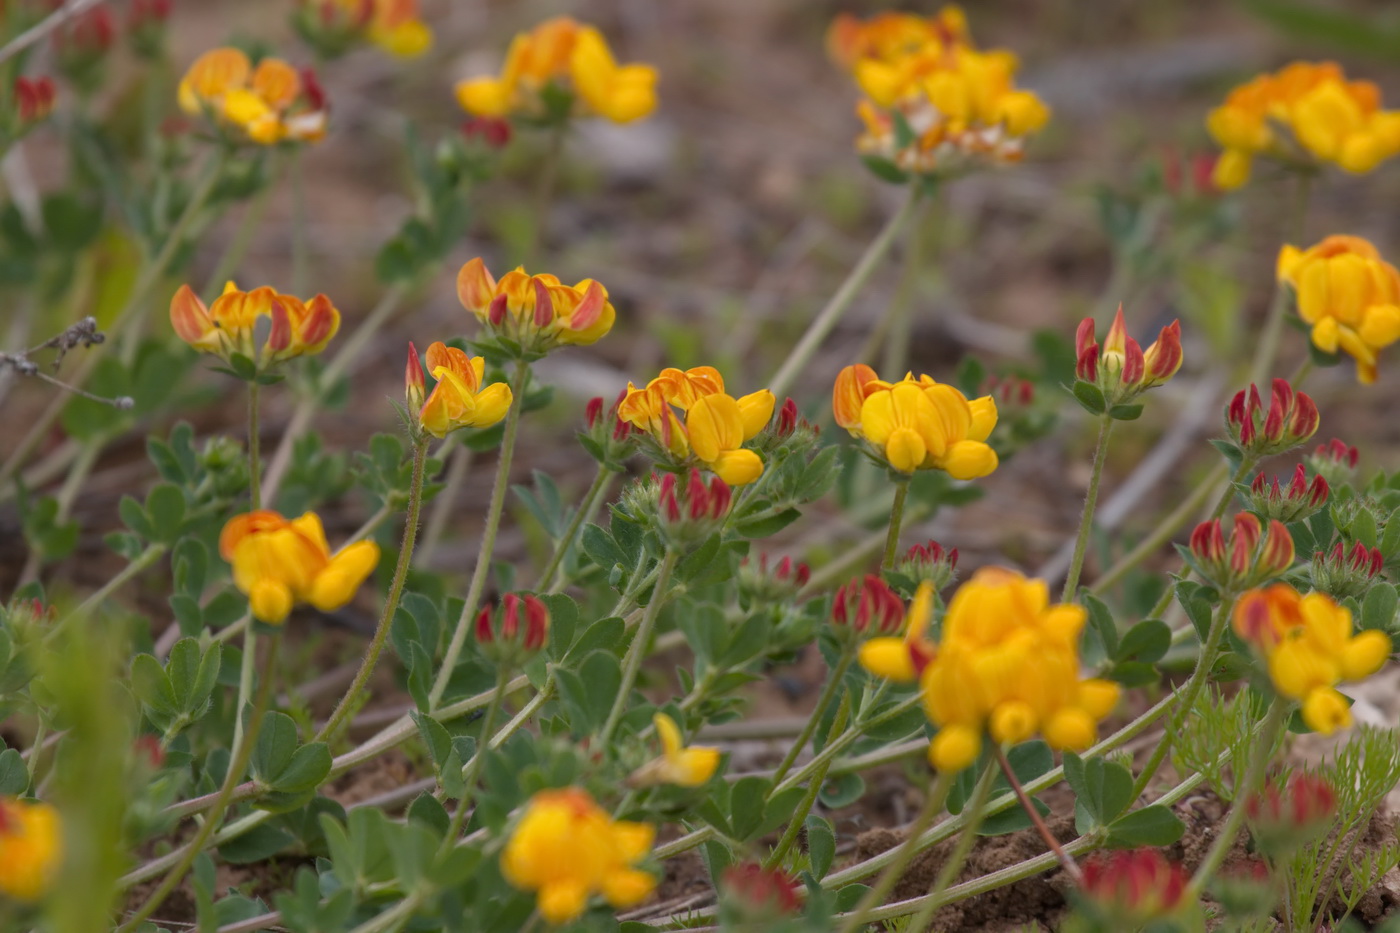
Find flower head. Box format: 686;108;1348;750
1207;61;1400;189
1074;306;1183;413
1277;235;1400;384
219;511;380;624
178;47;328;145
835;10;1050;180
1079;849;1188;926
1246;773;1336;855
501;787;656;925
1246;464;1329;524
474;593;549;665
457;258;615;357
1232;584;1391;733
857;579;935;682
295;0;432;59
417;342;514;438
896;539;959;590
1308;438;1360;485
170;282;340;371
1310;539;1384;600
917;568;1119;771
629;713;721;788
738;553;810;606
1188;513;1294;592
1226;379;1320;458
619;368;774;485
0;797;61;902
832;574;907;643
654;470;732;546
833;365;998;479
455;17;657;125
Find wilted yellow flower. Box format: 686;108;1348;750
219;511;380;624
170;282;340;367
0;797;61;902
1207;62;1400;190
501;787;656;924
457;257;615;355
832;364;997;479
1277;235;1400;385
1233;584;1391;734
629;713;721;787
178;47;328;145
418;341;514;438
455;17;657;124
918;568;1119;771
618;367;775;485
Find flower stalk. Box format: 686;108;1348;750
599;550;679;745
770;652;854;785
881;480;910;570
1062;415;1112;600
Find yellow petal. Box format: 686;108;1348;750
1339;630;1391;682
858;637;917;683
1301;687;1352;735
1311;317;1340;354
601;868;657;909
467;382;514;428
1077;678;1121;719
653;712;683;758
737;389;776;440
455;77;513;117
537;880;591;925
988;700;1037;745
686;394;743;463
249;579;293;624
966;396;998;442
709;448;763;486
308;541;380;612
1043;707;1095;751
1359;304;1400;349
939;440;998;480
928;724;981;772
1211;149;1252;191
673;748;721;787
884;426;928;474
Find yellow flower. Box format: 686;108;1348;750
454;17;657;125
501;787;656;925
456;257;615;354
1206;61;1400;190
1233;584;1391;734
418;342;514;438
0;797;61;902
629;713;722;787
169;282;341;367
618;368;775;485
833;364;997;480
1277;235;1400;385
178;47;328;145
826;7;969;71
914;568;1119;771
219;511;380;624
858;580;937;683
366;0;431;57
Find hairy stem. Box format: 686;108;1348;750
881;480;910;570
770;652;853;785
429;360;531;710
1063;416;1113;601
599;551;679;746
538;464;611;591
763;690;850;871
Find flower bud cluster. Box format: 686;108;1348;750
720;863;800;921
1073;306;1182;415
1310;539;1384;600
738;553;810;606
1225;379;1320;457
1246;773;1336;856
475;593;550;665
579;390;637;470
1308;438;1360;486
1188;513;1294;592
632;470;732;548
831;574;905;640
1078;849;1188;930
1246;463;1329;523
895;539;958;590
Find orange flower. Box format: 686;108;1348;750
418;342;514;437
456;258;614;355
170;282;340;367
0;797;61;902
178;47;327;144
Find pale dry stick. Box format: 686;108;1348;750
260;282;411;503
0;0;107;63
427;359;531;711
768;187;922;399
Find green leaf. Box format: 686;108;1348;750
1108;403;1144;421
1106;805;1186;847
564;615;624;661
1071;380;1106;415
251;711;300;785
818;772;865;809
1362;583;1398;632
580;523;624;572
218;823;295;864
1083;593;1119;659
145;483;186;543
806;815;836;879
0;748;28;795
118;495;155;540
1116;619;1171;665
861;155;909;185
735;507;802;539
272;743;331;793
729;777;769;842
1064;753;1133;832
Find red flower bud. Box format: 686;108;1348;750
1074;317;1098;383
1121;336;1145;386
722;862;800;916
1228;381;1318;456
462;116;512;148
776;397;798;438
1081;849;1188;923
585;396;604;429
475;593;550;661
832;575;905;636
1247;774;1336;855
405;341;426;410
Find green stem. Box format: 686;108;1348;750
763;690;850;872
768;187;922;398
538;464;611;592
59;543;167;627
1092;463;1225;595
442;668;509;846
599;551;679;746
881;481;910;570
1248;172;1314;387
317;436;429;743
247;380;261;510
1130;593;1238;800
428;359;531;711
1188;698;1288;895
770;652;853;785
1063;416;1113;601
0;147;227;485
231;622;257;753
201;158;282;303
902;761;999;931
119;631;284;933
838;769;958;933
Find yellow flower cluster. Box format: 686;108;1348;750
1207;61;1400;189
828;7;1050;176
862;572;1120;772
629;713;722;788
501;787;656;924
457;258;616;355
416;342;514;438
1233;584;1391;734
1277;235;1400;385
618;367;776;486
219;511;380;624
178;48;328;145
833;364;998;479
0;797;61;902
356;0;432;57
456;17;657;124
170;282;341;367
